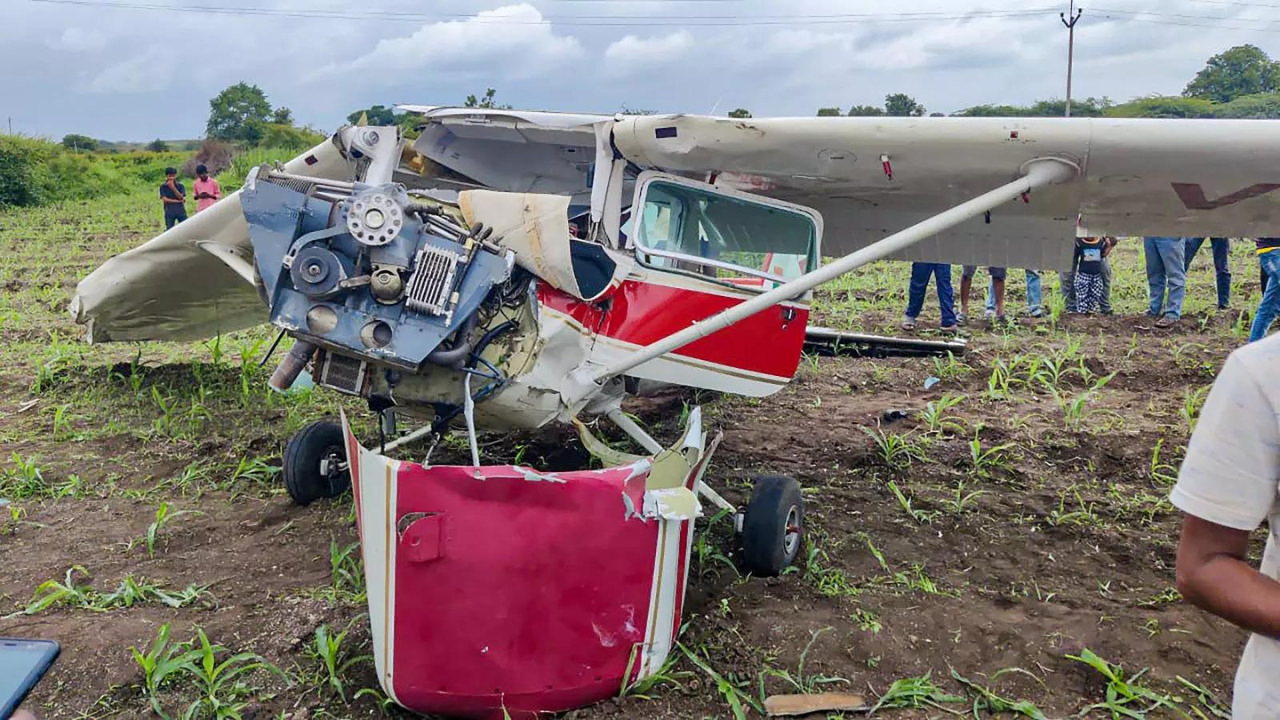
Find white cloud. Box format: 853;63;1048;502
603;30;694;73
88;46;174;94
48;27;107;53
333;4;583;82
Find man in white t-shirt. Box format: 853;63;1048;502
1172;334;1280;718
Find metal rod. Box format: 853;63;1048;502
607;409;664;455
382;423;435;453
589;158;1077;385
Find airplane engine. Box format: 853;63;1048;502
240;167;516;408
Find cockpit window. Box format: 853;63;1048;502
633;180;818;290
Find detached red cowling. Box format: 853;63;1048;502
342;410;715;719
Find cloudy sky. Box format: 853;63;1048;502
2;0;1277;141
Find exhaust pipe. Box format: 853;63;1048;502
270;340;317;392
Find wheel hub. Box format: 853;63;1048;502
783;505;801;556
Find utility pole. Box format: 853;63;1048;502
1061;1;1083;117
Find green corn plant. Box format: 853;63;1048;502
1068;648;1184;718
182;627;291;720
870;672;964;714
861;427;923;470
309;619;373;702
20;565;94;615
1181;385;1210;435
950;669;1047;719
679;643;761;720
918;394;966;435
759;627;848;695
968;433;1014;478
231;456;282;485
130;623;202;717
144;502;196;558
1;453;47;499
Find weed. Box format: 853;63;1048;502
930;352;971;382
870;672;964;714
315;538;367;604
308;618;373;702
693;508;739;579
231;456;281;485
800;541;860;598
131;623;203;716
760;627;848;694
968;432;1015;478
918;393;966;435
142;501;197;558
182;627;291;719
1176;676;1231;718
852;608;882;634
1;452;46;499
1138;587;1182;609
942;480;987;514
20;565;94;615
1048;487;1100;527
887;480;938;524
950;668;1047;719
1068;648;1184;718
620;644;693;698
862;427;924;470
1181;385;1210;435
679;643;761;720
1149;439;1180;486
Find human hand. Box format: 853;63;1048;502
13;708;38;720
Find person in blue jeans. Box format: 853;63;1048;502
1144;237;1186;328
1184;237;1231;310
902;262;957;330
986;270;1042;318
1249;239;1280;342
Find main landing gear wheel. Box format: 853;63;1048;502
741;475;804;577
284;421;351;506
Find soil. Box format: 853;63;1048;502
0;308;1248;719
0;221;1251;719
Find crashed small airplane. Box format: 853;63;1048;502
72;108;1280;717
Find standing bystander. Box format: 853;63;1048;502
1171;332;1280;717
192;164;221;213
1144;236;1186;328
1072;237;1107;314
958;265;1006;324
902;262;957;331
1248;238;1280;342
1184;237;1231;311
159;167;187;229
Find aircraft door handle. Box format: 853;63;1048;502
399;512;446;563
781;307;797;323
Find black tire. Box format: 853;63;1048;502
283;421;350;506
742;475;804;577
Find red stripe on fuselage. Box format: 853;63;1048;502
538;277;808;380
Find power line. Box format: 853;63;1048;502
1093;7;1280;31
26;0;1061;26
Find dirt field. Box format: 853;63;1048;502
0;191;1255;718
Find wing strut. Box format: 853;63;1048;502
564;157;1078;404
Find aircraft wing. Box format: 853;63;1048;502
409;108;1280;271
70;134;366;342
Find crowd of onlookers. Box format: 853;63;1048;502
902;235;1280;343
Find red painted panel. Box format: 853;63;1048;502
388;462;660;718
538;276;809;380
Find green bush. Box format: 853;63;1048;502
0;135;190;209
0;136;54;207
